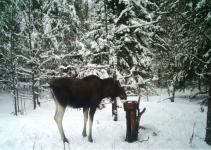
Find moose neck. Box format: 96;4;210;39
101;78;115;99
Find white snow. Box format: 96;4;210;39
0;90;210;150
206;12;211;23
196;0;206;10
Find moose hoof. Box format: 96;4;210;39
63;137;69;144
82;131;87;137
88;137;93;142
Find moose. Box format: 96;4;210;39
49;75;127;146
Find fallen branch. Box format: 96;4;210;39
40;99;53;103
157;97;173;103
139;126;147;130
33;141;35;150
189;122;196;145
139;136;149;143
189;91;208;99
137;107;146;131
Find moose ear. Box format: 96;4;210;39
113;72;117;81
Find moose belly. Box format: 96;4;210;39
68;95;92;108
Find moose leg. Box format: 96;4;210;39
54;103;69;144
82;108;89;137
88;107;96;142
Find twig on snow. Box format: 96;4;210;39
189;122;196;145
33;141;36;150
139;136;149;143
157;97;173;103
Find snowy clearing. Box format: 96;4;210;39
0;89;210;150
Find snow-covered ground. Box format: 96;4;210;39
0;89;210;150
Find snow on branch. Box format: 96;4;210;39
42;25;71;37
175;11;211;42
39;55;60;67
154;34;170;48
120;66;136;79
195;71;211;78
185;53;211;65
59;65;78;70
115;19;159;33
0;80;10;83
16;55;30;61
17;67;32;75
115;7;133;24
40;51;110;67
83;64;110;69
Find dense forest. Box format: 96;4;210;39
0;0;211;146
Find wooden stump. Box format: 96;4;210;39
124;101;138;142
124;100;146;142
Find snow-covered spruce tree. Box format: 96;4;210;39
18;0;79;108
39;0;79;79
151;1;186;102
18;0;47;109
151;0;211;102
82;0;160;94
68;0;110;78
0;0;23;115
104;0;159;95
174;0;211;91
0;0;10;90
176;0;211;145
207;77;211;145
155;0;211;143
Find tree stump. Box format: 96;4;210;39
124;100;146;142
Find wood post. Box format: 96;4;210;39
124;99;146;142
124;101;138;142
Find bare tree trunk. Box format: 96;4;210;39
32;73;36;109
171;81;176;102
13;89;18;115
112;72;118;121
36;85;40;106
112;98;118;121
74;0;89;32
205;79;211;145
27;0;37;109
104;0;108;35
16;89;20;112
198;77;201;91
10;4;18;115
157;68;161;87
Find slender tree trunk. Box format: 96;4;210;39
171;79;176;102
112;98;118;121
13;89;18;115
32;73;36;109
36;85;40;106
16;89;20;112
112;72;118;121
198;77;201;91
157;68;161;87
171;82;176;102
104;0;108;35
10;4;18;115
28;0;36;109
205;79;211;145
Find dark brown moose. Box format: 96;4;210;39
49;75;127;145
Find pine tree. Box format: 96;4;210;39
0;0;22;115
155;0;211;143
86;0;161;95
